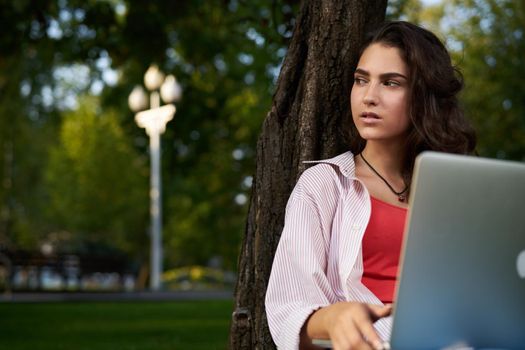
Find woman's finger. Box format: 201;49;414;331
353;306;385;350
367;304;393;321
332;319;372;350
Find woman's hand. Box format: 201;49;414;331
325;302;391;350
301;302;392;350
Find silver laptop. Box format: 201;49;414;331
314;151;525;349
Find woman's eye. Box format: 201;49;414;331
384;80;400;87
354;77;367;85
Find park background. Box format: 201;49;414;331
0;0;524;348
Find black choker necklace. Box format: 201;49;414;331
359;153;408;202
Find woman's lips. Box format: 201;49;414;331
360;112;381;123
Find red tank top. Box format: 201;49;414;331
361;196;408;303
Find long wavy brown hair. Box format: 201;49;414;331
346;21;477;188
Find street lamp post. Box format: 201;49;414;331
128;65;182;291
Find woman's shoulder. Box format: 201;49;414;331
301;151;356;180
294;151;356;198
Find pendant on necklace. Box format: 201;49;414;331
398;194;406;202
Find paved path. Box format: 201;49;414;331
0;290;233;303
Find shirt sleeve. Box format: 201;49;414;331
265;179;338;349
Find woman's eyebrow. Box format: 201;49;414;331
354;68;408;80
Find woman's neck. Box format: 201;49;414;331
360;142;405;176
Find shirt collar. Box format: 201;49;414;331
303;151;356;179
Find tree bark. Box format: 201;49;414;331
230;0;388;348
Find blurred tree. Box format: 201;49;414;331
0;0;59;250
400;0;525;160
44;97;148;256
0;0;300;272
0;0;122;250
387;0;423;20
108;0;301;270
230;1;388;348
444;0;525;160
150;1;300;270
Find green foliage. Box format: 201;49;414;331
387;0;424;20
112;0;299;270
44;97;148;254
445;0;525;159
0;0;299;271
405;0;525;160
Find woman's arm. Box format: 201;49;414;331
266;168;338;349
300;302;392;350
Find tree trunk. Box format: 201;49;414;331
229;0;388;349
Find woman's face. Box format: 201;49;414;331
350;43;411;146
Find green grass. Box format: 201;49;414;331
0;299;233;350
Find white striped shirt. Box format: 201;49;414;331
265;151;392;349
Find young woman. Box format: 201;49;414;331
265;21;476;350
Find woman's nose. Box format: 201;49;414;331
363;84;378;106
